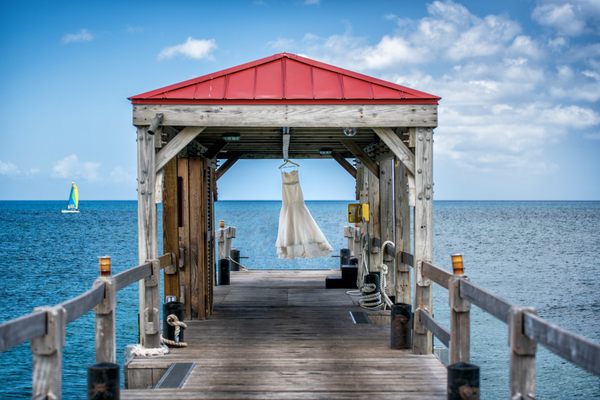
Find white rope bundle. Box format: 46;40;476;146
161;314;188;348
128;343;170;357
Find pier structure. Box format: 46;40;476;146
1;53;599;399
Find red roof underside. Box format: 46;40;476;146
130;53;440;105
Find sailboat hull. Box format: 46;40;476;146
61;209;80;214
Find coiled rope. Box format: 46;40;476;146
161;314;188;348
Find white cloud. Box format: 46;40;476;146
532;3;586;36
158;37;217;60
0;161;19;176
268;37;296;50
52;154;100;181
62;29;93;44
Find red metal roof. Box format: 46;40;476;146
130;53;440;105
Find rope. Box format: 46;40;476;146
161;314;188;348
128;343;170;357
227;256;250;271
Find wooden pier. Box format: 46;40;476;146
123;270;447;399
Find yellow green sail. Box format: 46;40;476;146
67;183;79;210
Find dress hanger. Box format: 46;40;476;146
278;159;300;170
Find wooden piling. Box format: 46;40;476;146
95;256;116;363
143;259;161;348
449;276;470;364
31;306;65;399
510;307;537;399
177;158;192;319
379;158;394;296
366;167;380;273
162;158;180;301
394;159;411;305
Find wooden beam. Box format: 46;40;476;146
372;128;415;176
203;139;227;159
133;104;439;128
379;158;394;296
413;127;434;355
331;151;357;178
394;159;411;305
162;158;180;300
155;127;205;173
216;155;241;181
147;113;163;136
341;140;379;177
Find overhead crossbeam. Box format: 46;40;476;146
340;139;379;177
155;127;205;173
372;128;415;176
282;131;291;160
331;151;357;179
203;139;228;159
216;155;241;180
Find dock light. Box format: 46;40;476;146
319;147;333;156
99;256;112;276
222;132;240;142
451;253;464;276
219;220;225;229
343;127;357;137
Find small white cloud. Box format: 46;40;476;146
532;3;585;36
0;161;19;176
52;154;100;181
268;37;296;50
158;37;217;60
62;29;94;44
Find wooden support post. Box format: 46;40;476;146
379;158;394;296
162;158;180;300
449;277;470;364
207;165;216;315
137;126;157;345
95;256;116;363
343;226;355;256
331;151;357;178
394;158;411;304
510;307;537;400
413;127;434;354
189;157;206;319
155;127;205;173
357;164;368;274
31;305;66;399
366;167;380;273
177;158;192;319
372;127;415;175
143;259;161;348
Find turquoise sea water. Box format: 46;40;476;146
0;200;598;399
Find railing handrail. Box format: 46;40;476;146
0;253;173;353
420;258;600;377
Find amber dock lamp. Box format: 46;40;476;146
99;256;112;276
451;253;464;276
219;220;225;229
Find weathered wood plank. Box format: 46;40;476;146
510;307;537;399
178;158;192;319
163;158;181;298
31;306;65;400
366;167;381;273
189;157;205;319
449;277;470;364
60;283;105;323
331;151;357;178
215;155;240;180
379;158;394;295
459;279;512;323
421;261;452;289
133;104;439;128
394;159;411;304
413;127;434;354
372;128;415;175
0;311;46;352
95;276;116;363
114;263;152;291
155;127;205;173
144;260;161;348
417;309;450;348
341;139;379;177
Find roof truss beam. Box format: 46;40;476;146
341;139;379;177
216;155;241;181
155;127;205;173
372;128;415;176
331;151;357;179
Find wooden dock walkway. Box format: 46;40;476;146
123;270;447;399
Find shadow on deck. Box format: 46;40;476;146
123;270;446;399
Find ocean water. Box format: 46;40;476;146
0;200;598;399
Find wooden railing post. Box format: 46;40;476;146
510;307;537;400
95;256;116;363
449;254;470;364
144;259;161;348
31;305;65;399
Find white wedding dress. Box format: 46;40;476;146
276;170;333;259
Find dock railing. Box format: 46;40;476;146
0;253;175;399
417;253;600;398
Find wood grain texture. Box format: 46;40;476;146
341;140;379;177
163;158;181;299
372;128;415;175
215;155;240;180
133;104;439;128
331;152;357;178
95;276;116;363
413;127;433;354
155;127;205;173
178;158;192;319
510;307;537;400
31;306;65;400
367;168;381;273
379;158;394;295
144;260;161;348
394;159;411;304
189;158;203;319
449;277;470;364
123;270;446;399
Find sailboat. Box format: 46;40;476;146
61;182;80;214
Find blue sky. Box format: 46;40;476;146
0;0;599;200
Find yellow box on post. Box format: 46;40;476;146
348;203;369;223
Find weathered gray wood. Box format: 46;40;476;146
341;140;379;177
31;306;65;400
510;307;537;400
144;259;161;348
216;155;241;180
459;279;512;323
178;158;192;318
331;151;357;178
133;104;439;128
372;128;415;175
114;263;153;291
95;276;116;363
155;127;206;173
401;252;414;266
418;309;450;348
379;158;394;295
60;283;106;323
366;168;381;273
421;261;452;289
137;126;157;345
147;113;164;136
413;127;433;354
523;312;600;376
449;277;470;364
394;160;411;304
0;311;46;352
163;158;180;298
